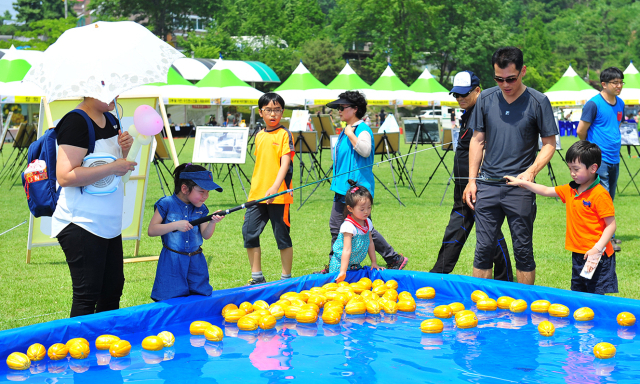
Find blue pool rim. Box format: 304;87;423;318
2;269;639;361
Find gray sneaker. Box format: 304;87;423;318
613;244;621;252
246;276;267;285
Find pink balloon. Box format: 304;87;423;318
133;105;164;136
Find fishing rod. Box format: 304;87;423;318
189;141;453;226
453;176;508;183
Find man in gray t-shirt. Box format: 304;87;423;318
464;47;558;285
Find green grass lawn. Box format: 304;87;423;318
1;134;639;331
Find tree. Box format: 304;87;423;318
298;38;344;85
14;0;74;24
10;17;77;50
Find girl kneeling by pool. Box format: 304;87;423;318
331;180;384;282
148;163;224;301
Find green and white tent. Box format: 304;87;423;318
326;62;371;91
408;68;457;107
365;64;414;104
544;65;598;106
195;64;264;105
274;61;335;106
621;61;640;104
121;67;200;104
0;46;45;103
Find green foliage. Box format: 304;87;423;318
297;38;344;85
13;0;75;24
9;17;77;51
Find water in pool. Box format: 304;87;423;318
4;297;639;383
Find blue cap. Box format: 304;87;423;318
449;70;481;95
180;171;223;192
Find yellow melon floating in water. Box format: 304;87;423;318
238;315;259;331
372;285;388;296
259;315;277;330
252;300;269;310
372;279;385;288
269;304;285;320
383;289;399;302
548;304;570;318
26;343;45;362
574;307;595;321
297;309;318;323
96;335;120;350
385;280;399;290
281;292;300;301
398;291;414;301
289;299;306;308
142;336;164;351
298;291;311;302
497;296;515;309
366;300;381;314
538;321;555;337
204;325;224;342
322;309;342;325
337;281;351;288
285;305;302;319
275;299;291;309
593;342;616;359
471;290;488;303
456;312;478;329
421;318;444;334
617;312;636;326
350;282;367;294
190;320;213;334
311;286;327;294
398;300;416;312
345;301;366;315
323;282;338;291
449;302;465;314
6;352;30;370
224;309;246;323
47;343;68;360
531;300;551;313
381;300;398;314
239;302;254;314
69;341;90;359
157;331;175;347
359;277;372;290
510;299;528;313
109;340;131;358
477;298;497;311
433;305;453;319
301;303;320;314
221;303;238;316
455;310;475;322
416;287;436;299
307;295;326;308
254;309;271;317
66;338;89;349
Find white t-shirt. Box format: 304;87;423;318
339;218;373;236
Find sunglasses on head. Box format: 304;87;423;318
336;105;355;111
452;90;473;99
494;70;522;84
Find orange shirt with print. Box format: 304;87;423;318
555;182;615;256
248;126;295;204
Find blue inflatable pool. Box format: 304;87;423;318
2;270;639;383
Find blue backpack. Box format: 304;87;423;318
22;109;118;217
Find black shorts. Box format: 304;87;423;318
571;252;618;294
242;203;292;250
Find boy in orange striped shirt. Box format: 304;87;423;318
505;141;617;294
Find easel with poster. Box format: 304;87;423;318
25;95;163;264
618;121;640;195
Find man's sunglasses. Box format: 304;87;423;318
452;90;473;99
494;70;522;84
336;105;355;111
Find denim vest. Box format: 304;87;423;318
331;122;375;197
154;195;209;253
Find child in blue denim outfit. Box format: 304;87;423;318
148;163;224;301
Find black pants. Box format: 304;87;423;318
430;183;514;281
57;223;125;317
329;200;402;265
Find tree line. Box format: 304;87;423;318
3;0;640;93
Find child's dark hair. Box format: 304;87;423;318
339;91;367;119
173;163;207;194
600;67;624;84
345;179;373;212
491;47;524;71
258;92;285;110
566;141;601;170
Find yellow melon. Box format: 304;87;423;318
237;315;259;331
456;312;478;329
382;300;398;314
157;331;175;347
221;303;238;316
455;310;475;322
269;304;285;320
358;277;372;290
372;285;388;296
366;300;381;314
322;282;339;291
398;291;414;301
433;305;453;319
398;300;416;312
449;302;465;314
239;302;254;314
383;289;399;302
372;279;385;288
385;280;399;290
47;343;68;360
509;299;528;313
296;309;318;323
204;325;224;342
141;336;164;351
96;335;120;350
548;304;570;318
573;307;595;321
109;340;132;358
66;338;89;349
420;319;444;334
252;300;269;310
497;296;515;309
477;298;498;311
471;290;489;303
350;282;367;294
593;342;616;359
531;300;551;313
307;295;326;308
345;301;367;315
416;287;436;299
69;341;90;359
322;309;342;325
284;305;302;319
6;352;30;370
259;315;277;330
538;321;555;337
224;309;246;323
617;312;636;326
298;291;311;302
26;343;46;362
190;320;213;334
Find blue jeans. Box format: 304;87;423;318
597;160;619;201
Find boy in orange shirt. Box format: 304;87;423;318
505;141;617;294
242;93;294;285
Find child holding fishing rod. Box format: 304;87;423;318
147;164;225;301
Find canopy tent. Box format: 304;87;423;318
172;57;280;84
0;81;44;103
274;61;336;106
0;46;43;67
407;67;458;107
621;61;640;104
326;62;371;91
120;67;200;104
544;65;598;106
0;58;32;83
195;64;264;104
364;65;417;106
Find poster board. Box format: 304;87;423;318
193;126;249;164
402;118;440;144
0;111;13;150
154;132;171;160
293;131;318;154
289;110;310;132
311;114;334;149
537;134;563;151
330;135;339;161
26;96;158;263
621;122;640;146
379;114;400;133
374;132;400;155
443;128;456;151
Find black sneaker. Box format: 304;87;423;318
613;244;621;252
386;255;408;270
246;276;267;285
313;265;330;274
612;238;622;244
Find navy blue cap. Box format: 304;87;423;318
180;171;223;192
450;70;481;95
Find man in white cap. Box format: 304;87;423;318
430;70;513;281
